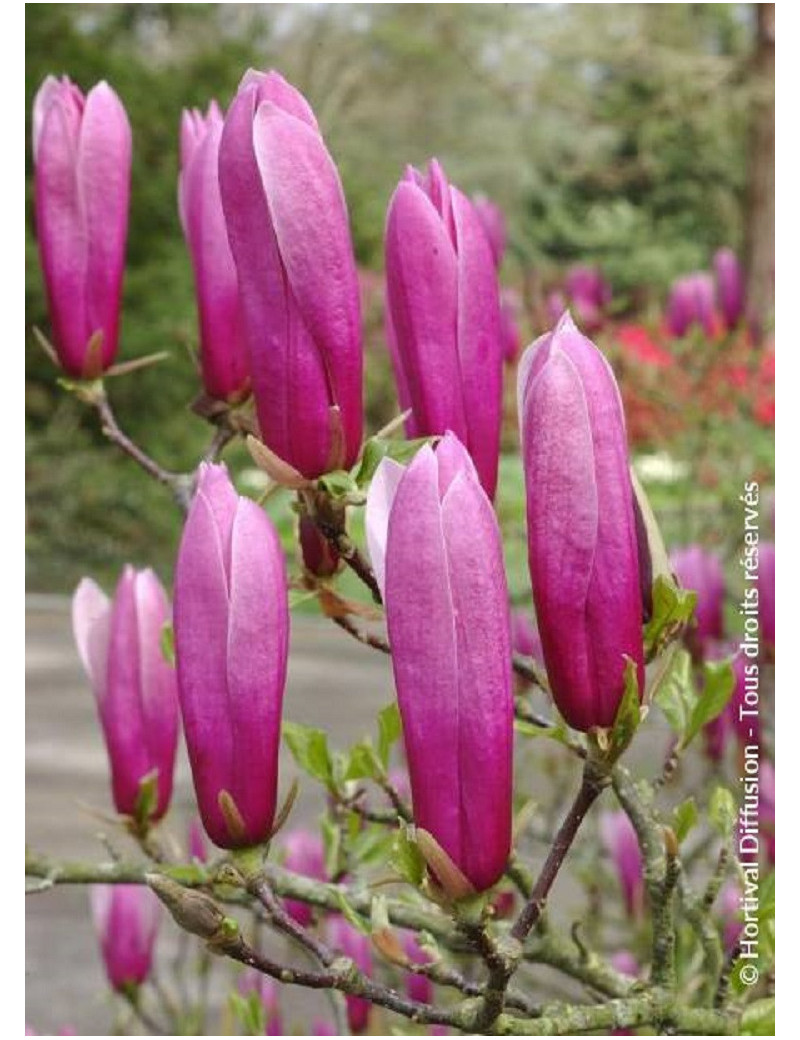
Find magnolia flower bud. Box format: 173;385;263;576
219;70;362;477
72;568;179;821
366;433;513;891
90;885;160;991
179;101;249;402
599;811;644;918
174;463;289;848
385;160;503;498
33;76;131;376
518;313;644;731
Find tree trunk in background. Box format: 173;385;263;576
744;3;775;328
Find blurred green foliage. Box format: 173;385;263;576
26;4;761;590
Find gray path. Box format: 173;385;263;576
26;596;393;1035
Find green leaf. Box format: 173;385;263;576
740;998;775;1036
228;991;266;1036
344;740;382;782
653;648;694;737
609;657;642;757
708;786;737;838
283;722;335;790
684;657;735;747
348;824;394;868
390;826;425;887
133;769;160;827
514;718;573;748
757;870;775;923
317;469;359;500
377;702;402;768
370;893;391;935
644;575;697;659
159;622;175;666
354;438;389;487
671;797;699;842
354;436;436;487
631;468;672;583
334;890;370;934
288;589;318;611
321;816;342;879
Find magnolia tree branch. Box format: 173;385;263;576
25;849;635;999
26;846;741;1034
511;653;550;693
310;505;383;603
511;759;609;943
330;613;391;654
493;992;736;1036
91;386;194;511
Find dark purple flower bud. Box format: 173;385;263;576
472;193;507;267
280;828;327;927
610;951;639;978
401;931;433;1004
72;568;179;820
188;818;209;862
33;76;131;377
385;159;504;498
298;515;340;578
179;101;250;402
90;885;160;992
326;916;373;1033
713;248;745;331
219;70;362;478
500;288;523;364
666;273;716;338
238;968;282;1035
599;811;644;918
518;313;644;731
174;463;289;848
716;880;743;954
669;546;726;646
510;609;544;665
366;434;514;891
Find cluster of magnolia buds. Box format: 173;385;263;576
35;67;652;892
32;69;776;1021
665;248;747;339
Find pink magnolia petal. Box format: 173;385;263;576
240;68;319;129
225;498;289;845
522;349;599;731
219;88;296;466
440;470;513;889
385;446;461;866
451;188;502;497
253;102;362;467
364;456;405;599
35;94;88;373
434;429;478;498
174;483;236;843
182;117;249;401
135;569;179;817
104;567;152;814
385;181;465;440
71;577;110;698
384;305;417;437
78;82;131;369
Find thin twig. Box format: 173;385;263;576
248;875;336;967
511;760;609;943
93;387;193;510
330;614;391;654
512;652;550;693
